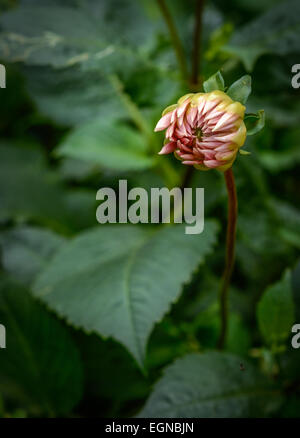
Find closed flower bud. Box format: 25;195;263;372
154;90;247;171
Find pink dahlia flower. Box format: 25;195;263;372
154;90;247;171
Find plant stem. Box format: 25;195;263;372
217;168;238;349
191;0;205;88
109;75;153;145
110;74;179;188
156;0;188;81
180;0;205;189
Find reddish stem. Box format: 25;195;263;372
217;168;238;349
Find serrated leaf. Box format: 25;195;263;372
56;119;154;171
0;226;65;285
227;75;251;105
245;110;265;136
257;270;295;347
138;352;280;418
203;70;225;93
0;276;83;415
33;223;218;367
224;0;300;71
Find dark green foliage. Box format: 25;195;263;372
0;0;299;418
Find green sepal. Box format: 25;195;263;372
203;71;225;93
245;110;265;136
227;75;251;104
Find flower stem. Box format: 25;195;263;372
109;74;153;145
217;168;238;349
191;0;205;88
156;0;188;81
180;0;205;189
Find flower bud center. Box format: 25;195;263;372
194;127;203;140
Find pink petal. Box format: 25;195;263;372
179;153;195;160
154;112;173;132
186;106;198;125
180;143;193;153
212;132;236;143
215;151;236;161
203;159;222;168
214;143;234;152
212;113;239;132
199;139;223;149
158;141;177;155
201;150;216;160
177;99;190;117
202;99;219;116
182;160;198;165
166;121;176;139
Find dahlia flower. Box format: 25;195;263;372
154;90;247;171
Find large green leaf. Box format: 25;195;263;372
138;352;280;418
0;1;160;126
0;276;83;415
0;226;65;285
24;66;127;126
33;223;218;367
0;142;95;230
0;1;153;69
0;142;67;225
224;0;300;71
257;270;295;347
56;119;155;171
77;333;150;405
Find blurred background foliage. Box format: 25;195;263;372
0;0;299;418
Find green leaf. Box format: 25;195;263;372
0;276;83;415
0;2;153;69
226;75;251;105
224;0;300;71
0;142;67;225
0;1;158;126
138;352;280;418
33;223;218;367
245;110;265;136
56;119;154;172
226;314;252;357
203;71;225;93
24;66;127;126
77;333;150;404
257;271;295;347
256;128;300;173
0;226;65;285
0;142;95;230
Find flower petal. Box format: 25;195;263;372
154;112;173;132
158;141;177;155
